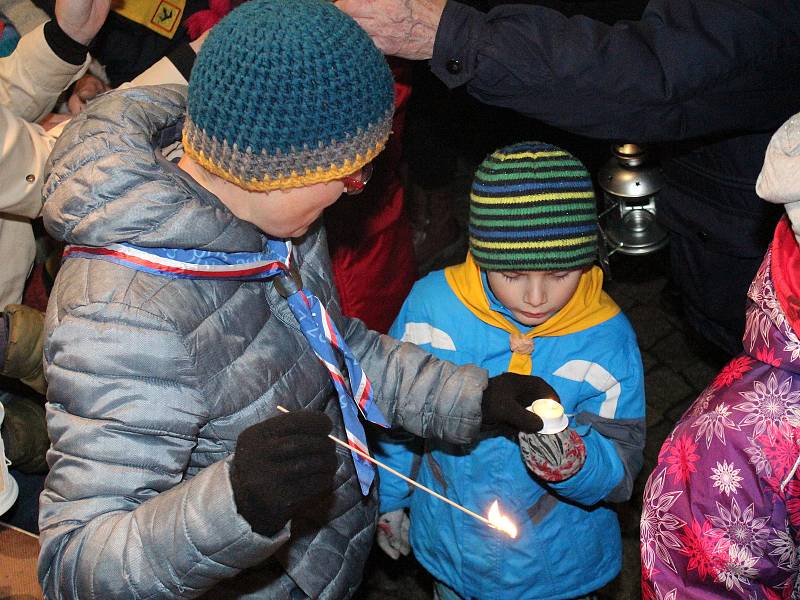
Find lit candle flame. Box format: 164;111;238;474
487;500;518;538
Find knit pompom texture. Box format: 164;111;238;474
469;141;599;271
183;0;395;191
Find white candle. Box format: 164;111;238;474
528;398;564;420
526;398;568;434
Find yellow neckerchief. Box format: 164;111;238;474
444;253;620;374
114;0;186;39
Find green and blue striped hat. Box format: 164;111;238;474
469;142;598;271
183;0;394;191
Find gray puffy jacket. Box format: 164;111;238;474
38;85;486;599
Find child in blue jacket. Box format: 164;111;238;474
375;142;646;600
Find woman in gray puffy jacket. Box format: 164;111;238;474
35;1;548;598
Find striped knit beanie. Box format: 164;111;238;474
469;142;598;271
183;0;395;191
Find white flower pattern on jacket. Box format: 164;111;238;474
711;460;744;496
692;403;741;449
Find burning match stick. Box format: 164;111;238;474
275;405;517;538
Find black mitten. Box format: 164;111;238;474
481;373;559;433
230;411;338;536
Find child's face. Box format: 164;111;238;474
486;268;584;327
219;179;344;238
179;155;346;238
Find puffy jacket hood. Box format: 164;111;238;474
757;111;800;245
42;85;264;253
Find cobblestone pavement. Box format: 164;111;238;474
355;248;730;600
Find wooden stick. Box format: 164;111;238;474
275;405;499;531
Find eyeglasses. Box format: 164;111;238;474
341;163;373;195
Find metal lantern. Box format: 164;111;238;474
598;143;668;255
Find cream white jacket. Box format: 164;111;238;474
0;24;87;306
0;24;187;306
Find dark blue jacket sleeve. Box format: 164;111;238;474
431;0;800;141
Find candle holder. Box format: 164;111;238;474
527;398;568;434
520;400;587;482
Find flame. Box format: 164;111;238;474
487;500;518;538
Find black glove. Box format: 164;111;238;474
230;410;338;537
481;373;560;433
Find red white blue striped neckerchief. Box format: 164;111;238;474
62;238;389;495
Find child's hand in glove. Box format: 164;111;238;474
481;372;558;434
230;410;338;536
376;509;411;559
519;427;587;481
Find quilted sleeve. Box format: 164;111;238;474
342;279;486;446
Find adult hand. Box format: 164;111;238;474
55;0;111;46
335;0;446;60
481;373;560;434
67;74;109;115
230;410;338;537
376;509;411;559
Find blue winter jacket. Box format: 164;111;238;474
376;269;645;600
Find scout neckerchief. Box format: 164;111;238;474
114;0;185;39
444;252;620;374
62;239;389;495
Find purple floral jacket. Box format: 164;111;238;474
642;218;800;599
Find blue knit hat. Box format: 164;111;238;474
183;0;395;191
469;141;599;271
